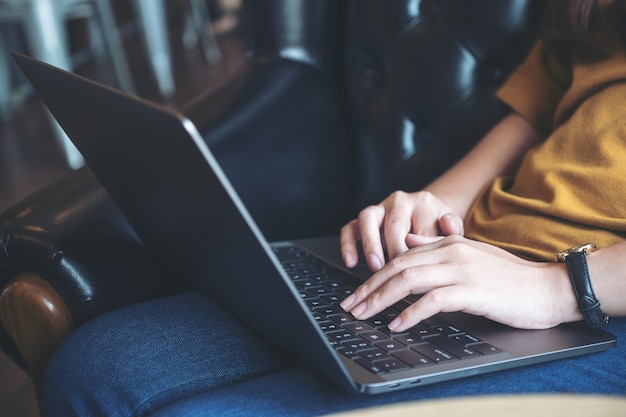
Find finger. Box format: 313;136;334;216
347;250;456;319
388;286;469;332
343;236;465;316
405;233;445;248
340;220;361;268
347;242;472;318
357;205;386;271
340;256;405;312
409;193;442;236
382;203;413;261
438;213;464;236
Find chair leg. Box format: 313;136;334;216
0;274;75;406
132;0;175;98
188;0;222;65
91;0;137;95
20;0;72;70
20;0;84;169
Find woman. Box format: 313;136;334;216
340;0;626;332
41;1;626;416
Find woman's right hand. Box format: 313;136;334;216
340;190;464;271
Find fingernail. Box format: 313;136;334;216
340;294;355;310
367;254;383;271
343;251;355;267
443;213;462;235
388;317;402;331
351;302;367;318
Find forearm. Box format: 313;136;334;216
340;113;543;270
425;112;543;219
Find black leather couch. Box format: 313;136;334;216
0;0;546;400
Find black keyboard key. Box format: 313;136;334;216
450;333;482;346
334;287;354;297
343;322;375;334
392;299;412;311
306;286;332;297
342;339;371;351
324;281;343;289
421;316;448;328
319;321;339;332
392;349;432;368
359;348;387;361
431;324;465;336
314;305;344;316
408;323;439;337
329;313;356;325
448;334;502;354
303;298;325;309
312;311;325;322
359;330;391;343
337;346;359;360
379;308;401;322
364;314;389;328
354;358;385;374
470;342;502;355
425;335;479;359
326;330;356;342
393;333;423;347
373;340;406;353
373;357;410;373
292;279;317;289
411;342;456;363
319;293;342;304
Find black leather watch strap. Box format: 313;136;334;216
562;250;608;328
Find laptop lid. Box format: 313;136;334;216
13;53;357;393
14;53;616;395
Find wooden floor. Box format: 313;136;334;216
0;7;245;416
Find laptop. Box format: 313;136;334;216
13;53;616;395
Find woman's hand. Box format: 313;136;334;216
340;235;579;330
340;191;464;271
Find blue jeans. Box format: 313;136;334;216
42;292;626;417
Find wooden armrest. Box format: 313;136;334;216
0;274;74;404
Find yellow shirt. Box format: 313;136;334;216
464;3;626;261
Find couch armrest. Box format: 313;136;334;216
0;273;74;402
0;167;186;376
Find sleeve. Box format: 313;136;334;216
496;40;571;136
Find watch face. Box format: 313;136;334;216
557;243;596;262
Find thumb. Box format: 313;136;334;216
438;213;464;236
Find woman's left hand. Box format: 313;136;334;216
340;235;579;330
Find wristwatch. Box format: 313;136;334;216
557;243;608;328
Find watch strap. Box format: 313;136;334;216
564;251;608;328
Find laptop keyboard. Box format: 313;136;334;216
274;245;502;375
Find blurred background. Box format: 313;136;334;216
0;0;245;415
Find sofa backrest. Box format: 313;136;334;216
243;0;348;76
345;0;546;207
196;0;547;240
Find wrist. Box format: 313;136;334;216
421;187;469;221
548;262;583;326
556;244;608;327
